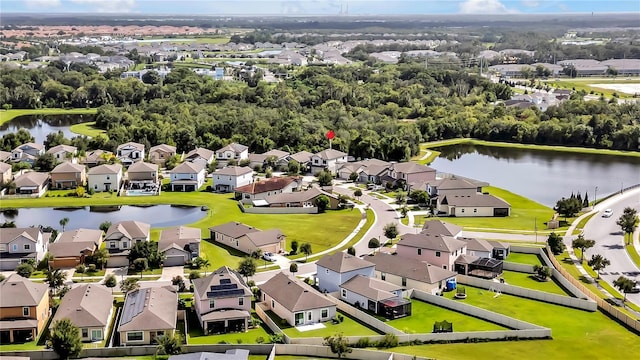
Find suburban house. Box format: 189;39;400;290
87;164;123;192
261;149;291;169
426;176;511;217
148;144;177;167
46;144;77;163
339;275;411;319
487;240;511;260
0;228;49;271
104;221;150;268
191;266;252;334
387;162;436;189
396;233;467;271
117;286;178;345
82;149;111;167
11;143;44;165
0;162;11;185
234;176;301;202
421;220;463;238
0;274;50;344
159;226;201;266
259;272;336;326
0;150;11;163
310;149;348;175
50;284;113;342
336;158;391;183
126;161;159;195
260;187;340;210
247;153;269;170
216;143;249;165
462;238;495;258
185;147;216;167
288;151;314;172
209;222;286;255
50;162;86;189
48;228;103;269
367;253;457;295
316;252;375;293
212;166;253;192
13;172;49;197
116;142;145;167
454;256;504;279
169;161;206;192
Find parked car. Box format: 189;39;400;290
602;209;614;218
629;283;640;293
262;252;276;262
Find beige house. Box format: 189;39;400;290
234;176;301;202
82;149;111;167
149;144;177;166
0;274;50;343
51;284;113;342
13;172;49;197
87;164;122;192
48;228;103;269
50;162;86;189
0;150;11;162
117;286;177;345
105;221;150;268
259;272;336;326
0;162;12;185
367;253;457;295
396;232;467;271
159;226;201;266
209;222;285;255
262;187;340;210
426;177;511;217
46;144;77;163
127;161;158;182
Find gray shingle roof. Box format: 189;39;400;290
367;253;457;284
316;252;374;273
51;161;85;174
340;274;401;301
118;286;177;332
216;143;248;154
213;166;253;176
117;142;144;151
106;221;150;240
0;228;41;245
421;220;463;237
398;233;466;253
88;163;122;175
314;149;347;161
14;172;49;187
158;226;201;253
264;187;336;204
0;274;48;307
259;272;335;312
244;229;284;247
52;284;112;328
289;151;314;163
208;222;258;239
391;162;435;174
127;161;158;172
169;161;206;174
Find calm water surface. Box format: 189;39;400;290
0;114;95;143
430;144;640;207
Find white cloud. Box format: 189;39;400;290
69;0;137;12
459;0;518;14
520;0;540;7
25;0;61;8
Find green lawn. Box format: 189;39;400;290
266;310;381;338
505;253;543;266
542;78;640;99
186;308;271;345
571;212;596;235
0;108;97;125
392;285;640;360
0;191;362;269
500;271;569;296
626;243;640;270
414;186;555;232
0;340;42;351
388;299;506;333
126;268;163;276
69;121;107;138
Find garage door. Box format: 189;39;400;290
164;255;186;267
260;244;278;254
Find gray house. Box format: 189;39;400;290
316;252;375;293
339;275;410;319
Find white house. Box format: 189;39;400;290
0;228;49;270
212;166;253;192
11;143;44;165
87;164;122;192
215;143;249;165
310;149;348;175
316;252;375;293
46;144;77;163
116;142;145;167
169;162;206;192
185;147;215;167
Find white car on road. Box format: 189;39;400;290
602;209;614;218
262;252;277;262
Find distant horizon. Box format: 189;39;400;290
1;0;638;16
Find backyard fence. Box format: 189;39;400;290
503;261;534;273
238;201;318;214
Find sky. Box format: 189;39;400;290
1;0;639;15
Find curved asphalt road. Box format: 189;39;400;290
582;187;640;306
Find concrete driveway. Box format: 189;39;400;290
160;265;185;281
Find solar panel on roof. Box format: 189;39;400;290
220;278;231;284
211;283;238;291
206;288;245;298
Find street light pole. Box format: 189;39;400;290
594;186;598;208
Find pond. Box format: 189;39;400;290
0;114;95;144
430;143;640;207
0;204;207;230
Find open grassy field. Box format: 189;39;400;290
69;121;107;138
267;310;381;338
393;285;640;360
413;186;555;233
500;271;568;296
0;108;98;125
542;77;640;99
388;299;506;333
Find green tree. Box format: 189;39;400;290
128;241;163;268
237;257;257;281
554;197;582;220
188;270;201;280
547;232;565;255
324;333;352;359
120;277;139;293
290;240;299;255
572;234;595;262
49;318;82;360
45;268;67;295
287;159;300;175
587;254;610;279
156;332;183;355
89;248;109;269
315;194;330;213
384;223;398;241
347;247;356;256
99;221;112;232
34;153;58;172
613;276;636;303
533;265;552;281
59;217;69;232
104;274;117;293
348;172;359;182
616;207;639;245
133;258;148;278
289;262;298;274
395;191;407;205
0;274;5;282
368;237;380;249
15;263;35;278
75;264;86;280
300;242;313;261
353;188;362;199
317;169;333;187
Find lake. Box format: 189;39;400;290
430;144;640;207
0;114;95;144
0;204;207;230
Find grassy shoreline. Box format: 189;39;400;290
0;108;98;125
69;121;107;138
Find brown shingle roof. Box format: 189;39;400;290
51;161;85;174
259;272;335;312
127;161;158;172
316;252;374;273
88;163;122;175
234;177;299;195
185;147;215;161
208;222;258;239
262;149;290;159
49;228;103;258
0;274;48;307
0;228;41;245
106;221;150;240
149;144;176;154
244;229;284;247
158;226;201;253
462;237;494;253
216;143;248;154
314;149;347;160
0;162;11;173
391;162;435;174
14;172;48;187
398;233;466;253
117;141;144;151
421;220;462;237
46;144;77;155
118;286;177;332
52;284;112;328
213;166;253;176
289;151;314;164
367;253;457;284
169;161;205;174
340;274;401;301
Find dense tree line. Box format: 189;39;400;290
1;61;639;161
